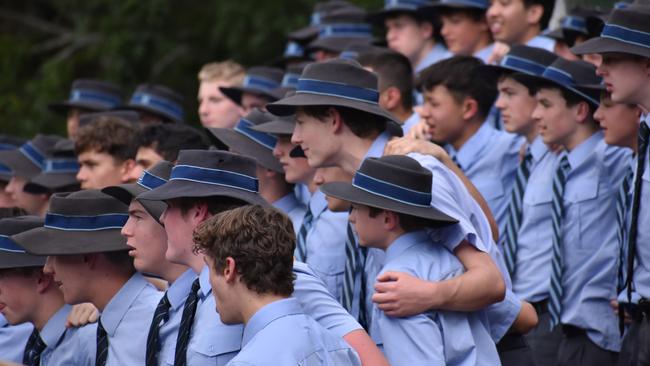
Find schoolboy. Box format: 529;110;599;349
197;60;245;129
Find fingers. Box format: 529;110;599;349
375;271;401;283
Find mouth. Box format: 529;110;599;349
489;20;503;35
0;303;6;312
126;244;137;257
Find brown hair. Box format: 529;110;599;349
193;205;296;297
171;196;248;217
75;117;138;162
368;206;441;232
298;105;387;138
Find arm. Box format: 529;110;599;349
343;330;390;366
373;241;505;316
510;301;538;334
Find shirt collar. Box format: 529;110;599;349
272;193;300;214
450;122;495;169
199;264;212;298
474;43;495;63
530;136;550;162
415;43;450;73
40;304;71;348
309;190;329;219
167;269;197;310
567;131;603;169
385;230;430;263
526;35;556;51
242;298;303;347
100;272;151;337
0;313;7;328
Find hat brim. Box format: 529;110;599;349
102;184;167;222
122;104;182;123
266;92;404;137
321;182;458;226
306;37;375;54
252;119;295;135
48;101;110;115
13;227;128;255
288;26;320;43
137;179;268;206
571;36;650;58
220;87;278;106
0;251;46;269
0;150;41;179
25;173;79;193
515;72;600;108
208;129;284;173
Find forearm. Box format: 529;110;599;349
429;267;505;311
343;330;390;366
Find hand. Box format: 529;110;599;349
406;116;431;141
610;299;633;325
486;42;511;65
66;303;99;328
384;137;448;160
372;271;436;317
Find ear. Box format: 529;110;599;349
192;202;211;226
83;253;99;270
36;271;55;294
263;167;277;180
223;257;237;284
461;97;480;121
329;107;345;134
120;159;138;183
383;210;400;231
574;101;592;124
525;4;544;27
381;87;402;111
419;20;434;39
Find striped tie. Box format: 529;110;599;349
451;153;463;171
295;207;314;262
357;246;369;330
501;148;533;277
23;329;47;366
616;166;634;294
341;223;358;313
174;279;201;366
549;156;571;329
96;319;109;366
626;121;650;301
146;293;171;366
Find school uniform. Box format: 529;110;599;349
272;192;307;234
37;304;96;365
227;298;361;366
415;43;451;74
401;111;421;136
526;34;556;52
474;43;496;63
0;314;33;364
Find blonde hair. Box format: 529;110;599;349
198;60;245;86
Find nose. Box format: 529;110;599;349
76;167;87;184
494;93;507;110
43;257;54;275
198;100;209;116
593;106;604;123
121;217;135;238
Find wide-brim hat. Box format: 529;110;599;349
0;216;46;269
288;1;367;44
23;139;79;193
138;149;267;206
571;5;650;59
476;45;559;83
13;190;130;256
0;135;64;179
252;114;296;136
0;135;26;151
368;0;435;25
266;59;404;137
0;164;11;183
78;110;141;128
423;0;488;11
124;83;185;123
220;67;284;106
48;79;123;115
268;63;310;100
102;161;174;221
208;110;283;173
321;155;457;225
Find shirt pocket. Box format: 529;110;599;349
569;178;600;251
523;182;553;234
189;325;242;360
309;253;345;300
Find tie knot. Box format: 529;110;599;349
559;155;571;172
640;121;650;144
191;278;201;293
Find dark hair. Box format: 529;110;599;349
497;71;536;96
135;124;209;162
75;117;138;162
298;106;387;138
193;205;296;297
367;206;442;232
0;207;28;219
102;250;136;273
536;80;597;117
357;50;414;110
418;55;497;120
438;6;486;22
173;196;248;217
523;0;555;30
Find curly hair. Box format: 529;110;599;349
193;205;296;296
75;117;138;162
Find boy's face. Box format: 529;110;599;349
349;204;387;248
487;0;536;45
532;88;580;147
66;108;87;140
127;146;165;183
0;269;39;325
440;12;489;56
495;76;538;137
122;200;168;276
594;95;640;147
385;14;432;62
198;80;242;129
313;167;353;212
597;53;650;105
272;137;315;184
421;85;468;145
206;256;240;325
241;93;270;115
77;150;132;189
160;202;197;266
292;110;339;168
43;255;88;305
5;176;48;215
0;182;15;208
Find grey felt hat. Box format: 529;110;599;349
0;216;46;269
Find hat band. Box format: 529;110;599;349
0;235;26;253
561;16;587;34
170;165;259;193
296;78;379;105
235;119;278;150
311;11;322;26
43;159;80;173
339;51;359;60
130;93;183;121
19;142;46;170
601;24;650;50
353;171;432;207
439;0;489;9
542;67;600;106
319;24;373;39
384;0;427;10
284;42;304;58
0;143;16;151
282;73;301;88
243;75;280;92
0;164;11;175
137;170;167;191
45;213;128;232
501;55;547;76
69;88;121;108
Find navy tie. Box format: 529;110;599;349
616;166;634;294
96;319;109;366
295;207;314;262
174;278;201;366
146;293;171;366
23;328;47;366
549;155;571;329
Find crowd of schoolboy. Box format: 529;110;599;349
0;0;649;365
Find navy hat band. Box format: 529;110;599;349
384;0;428;10
43;158;80;174
0;164;11;175
542;67;600;105
137;171;167;191
0;235;26;253
243;75;280;92
296;78;379;105
501;55;547;76
19;142;46;170
0;143;16;151
235;119;278;150
69;88;121;108
130;93;183;121
282;73;301;88
438;0;489;9
601;24;650;50
319;24;373;39
45;213;128;232
170;165;259;193
561;16;587;34
353;171;432;207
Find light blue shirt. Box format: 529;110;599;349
159;268;196;366
100;272;163;365
512;137;561;302
372;231;500;366
474;43;495;64
303;190;348;300
526;35;556;51
0;314;32;363
401;112;421;136
39;304;96;365
632;116;650;300
227;298;361;366
273;192;307;234
446;122;524;233
559;132;631;352
415;43;451;74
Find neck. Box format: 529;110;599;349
524;125;539;143
517;26;542;46
392;106;413;123
186;253;206;274
564;123;599;152
381;228;407;251
337;134;378;176
413;40;435;69
162;263;190;284
90;271;133;312
471;34;492;55
451;119;483;151
241;293;287;325
32;290;66;331
260;178;292;205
